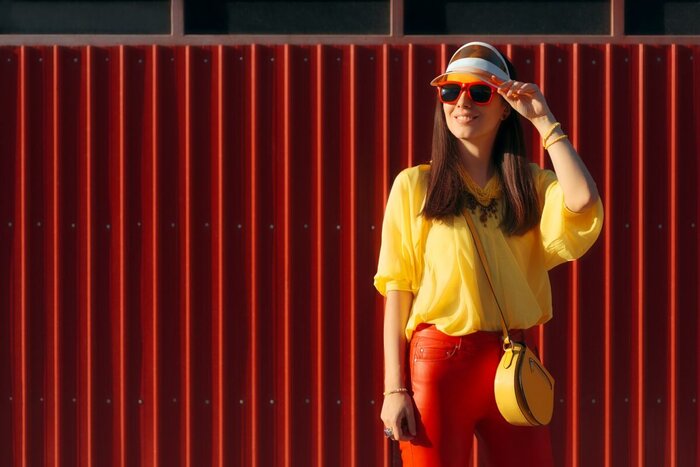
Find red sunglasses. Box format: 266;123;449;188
436;81;497;105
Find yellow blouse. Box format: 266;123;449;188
373;163;604;341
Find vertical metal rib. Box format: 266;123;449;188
81;45;95;467
149;44;161;467
17;44;28;467
668;43;678;467
537;43;546;168
571;43;581;467
635;44;646;467
213;44;225;467
380;42;390;467
313;44;325;467
117;45;127;467
536;43;547;364
407;43;414;167
349;43;358;467
314;43;326;467
249;43;259;467
183;45;193;467
48;45;61;467
603;43;613;467
282;43;292;467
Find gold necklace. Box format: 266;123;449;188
457;166;501;226
464;191;499;226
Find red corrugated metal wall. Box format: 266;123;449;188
0;43;698;467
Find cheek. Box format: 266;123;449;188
495;97;509;116
442;106;459;135
442;103;453;120
484;101;508;123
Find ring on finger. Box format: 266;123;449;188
383;427;394;438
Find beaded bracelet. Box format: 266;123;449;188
383;387;410;396
542;122;561;148
544;134;569;151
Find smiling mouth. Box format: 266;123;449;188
455;115;478;123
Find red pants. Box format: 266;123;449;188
400;324;555;467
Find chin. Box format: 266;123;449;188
449;127;481;140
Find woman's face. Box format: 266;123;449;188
442;80;508;144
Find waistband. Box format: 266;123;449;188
412;323;527;346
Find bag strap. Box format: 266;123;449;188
462;209;513;347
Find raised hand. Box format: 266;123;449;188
491;75;553;121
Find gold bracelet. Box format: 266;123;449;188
542;122;561;148
544;134;569;150
383;387;410;396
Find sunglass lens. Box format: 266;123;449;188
439;84;461;103
469;84;493;103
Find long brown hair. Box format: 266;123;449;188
421;55;539;236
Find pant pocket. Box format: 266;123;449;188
412;335;459;363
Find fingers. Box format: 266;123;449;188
497;80;516;98
393;418;404;441
510;82;525;97
488;73;507;86
496;79;537;98
384;417;403;441
382;411;415;441
396;403;417;440
496;78;513;90
381;394;416;441
395;414;415;441
405;405;417;436
501;81;521;98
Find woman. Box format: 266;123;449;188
374;42;603;466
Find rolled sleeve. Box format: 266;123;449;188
538;169;604;270
374;170;419;296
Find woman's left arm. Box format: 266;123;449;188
494;77;600;213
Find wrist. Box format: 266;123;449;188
383;387;410;397
531;112;557;134
384;378;406;391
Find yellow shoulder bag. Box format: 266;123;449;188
463;209;555;426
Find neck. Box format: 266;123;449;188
457;136;496;187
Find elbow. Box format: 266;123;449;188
565;192;599;213
565;181;600;213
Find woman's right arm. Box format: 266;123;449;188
380;290;417;441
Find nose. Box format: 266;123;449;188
455;87;472;107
